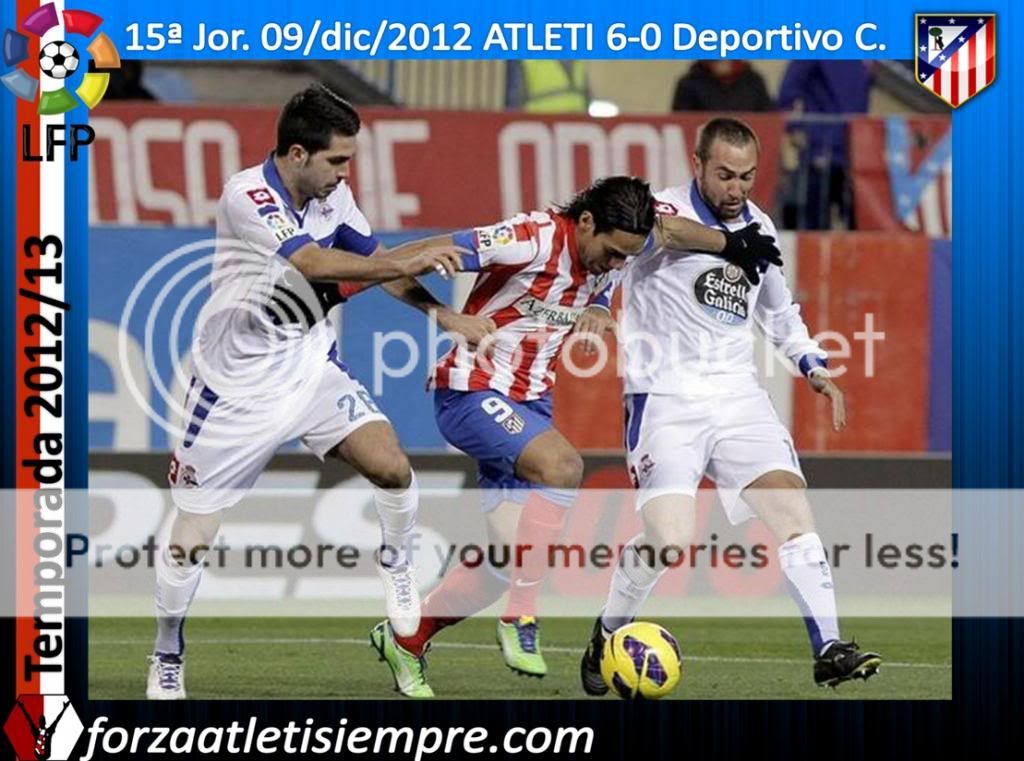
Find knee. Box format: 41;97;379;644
767;471;807;490
749;487;815;540
643;512;694;554
534;449;584;489
363;452;413;490
170;509;222;561
775;500;815;540
636;494;696;566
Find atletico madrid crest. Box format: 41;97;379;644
915;14;995;108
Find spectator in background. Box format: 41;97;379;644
103;60;156;100
777;61;873;229
507;61;589;113
671;62;774;113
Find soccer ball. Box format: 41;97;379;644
600;622;682;700
38;41;79;80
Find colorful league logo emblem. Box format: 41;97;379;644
1;2;121;114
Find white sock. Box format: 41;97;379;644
601;537;665;635
153;546;205;656
778;532;840;655
374;470;418;569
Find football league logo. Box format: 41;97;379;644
492;224;515;247
2;2;121;114
915;13;995;108
3;695;84;761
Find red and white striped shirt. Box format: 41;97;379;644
432;210;613;401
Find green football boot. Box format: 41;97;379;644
370;621;434;698
496;616;548;677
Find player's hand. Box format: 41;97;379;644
571;306;617;355
437;311;497;351
720;223;783;285
808;372;846;432
399;246;466;280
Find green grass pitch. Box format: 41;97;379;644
90;616;950;700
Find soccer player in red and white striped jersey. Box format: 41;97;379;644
371;176;780;697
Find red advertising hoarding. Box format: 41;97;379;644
89;103;784;230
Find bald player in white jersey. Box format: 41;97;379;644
580;118;882;694
146;85;491;700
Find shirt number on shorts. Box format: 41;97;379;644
480;396;515;423
338;390;380;422
481;396;526;434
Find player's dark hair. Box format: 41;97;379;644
558;176;656;236
695;117;760;162
275;84;361;157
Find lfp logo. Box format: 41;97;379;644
1;2;121;115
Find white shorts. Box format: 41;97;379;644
624;387;804;524
168;350;388;514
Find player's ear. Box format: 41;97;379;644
578;210;595;234
287;144;308;165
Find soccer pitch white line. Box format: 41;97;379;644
93;638;951;670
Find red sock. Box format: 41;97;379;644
395;560;507;656
502;494;567;621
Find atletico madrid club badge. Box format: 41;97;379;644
915;13;995;108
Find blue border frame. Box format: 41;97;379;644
3;0;1023;753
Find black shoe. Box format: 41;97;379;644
814;640;882;688
580;617;609;696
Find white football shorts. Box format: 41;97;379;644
168;348;388;514
623;385;805;524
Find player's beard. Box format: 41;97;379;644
718;198;745;220
316;182;338;199
698;178;745;222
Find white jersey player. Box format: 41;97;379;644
147;85;485;700
581;118;882;694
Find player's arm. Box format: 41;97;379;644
753;265;825;368
379;226;537;348
408;220;542;350
323;215;535;288
654;216;783;285
571;305;618;355
807;371;846;432
290;237;463;283
225;186;463;284
375;239;497;349
653;215;727;252
571;272;621;354
336;219;539;338
754;266;846;431
450;220;541;270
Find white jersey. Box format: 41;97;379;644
621;181;825;395
194;156;378;398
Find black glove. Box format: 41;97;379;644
719;222;783;285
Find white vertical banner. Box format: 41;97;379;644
37;0;66;696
